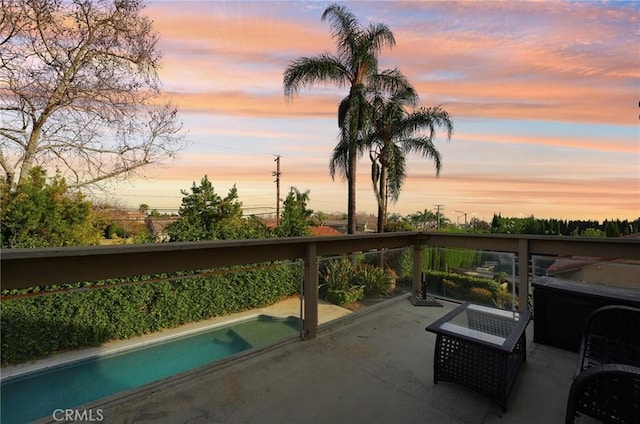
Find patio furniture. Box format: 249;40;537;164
532;276;640;352
565;305;640;424
425;303;531;411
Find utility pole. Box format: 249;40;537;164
455;210;468;228
273;155;281;227
434;204;444;231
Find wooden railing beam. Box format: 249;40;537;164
1;233;638;342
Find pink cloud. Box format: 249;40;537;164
453;132;638;154
160;90;338;118
151;7;637;126
127;1;639;222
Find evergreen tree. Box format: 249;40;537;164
167;176;244;241
604;220;621;237
1;168;100;247
276;188;312;237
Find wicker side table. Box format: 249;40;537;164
426;303;531;412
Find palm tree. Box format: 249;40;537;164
283;3;396;234
365;82;454;231
364;70;417;231
408;209;439;231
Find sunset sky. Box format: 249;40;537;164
105;0;639;222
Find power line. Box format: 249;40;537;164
189;141;273;157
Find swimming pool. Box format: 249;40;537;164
1;315;301;424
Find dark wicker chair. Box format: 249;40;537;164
565;305;640;424
566;364;640;424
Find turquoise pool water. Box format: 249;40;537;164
1;315;300;424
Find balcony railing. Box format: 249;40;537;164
2;232;638;340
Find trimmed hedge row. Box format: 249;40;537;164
1;263;301;365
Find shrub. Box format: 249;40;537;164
384;248;413;280
325;286;364;306
105;222;126;239
424;270;512;307
442;279;463;299
322;258;355;291
354;264;395;297
1;168;101;247
321;256;399;305
468;287;493;305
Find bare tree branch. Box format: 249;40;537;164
0;0;184;188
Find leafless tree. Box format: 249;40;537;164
0;0;184;188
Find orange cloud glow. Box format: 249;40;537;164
107;1;639;222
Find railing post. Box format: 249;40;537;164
303;242;318;339
518;238;530;314
413;240;424;297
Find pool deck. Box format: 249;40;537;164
29;295;597;424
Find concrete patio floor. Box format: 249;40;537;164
36;296;594;424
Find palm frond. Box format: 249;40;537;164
322;4;360;62
362;130;383;157
283;55;348;98
329;135;350;180
414;106;454;140
385;143;406;202
338;95;350;129
401;136;442;176
364;22;396;55
369;69;416;103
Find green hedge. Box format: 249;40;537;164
1;263;301;365
423;270;511;307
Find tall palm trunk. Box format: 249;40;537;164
377;161;387;232
376;157;387;268
348;147;357;234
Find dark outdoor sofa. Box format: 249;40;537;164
565;305;640;424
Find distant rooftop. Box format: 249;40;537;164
309;225;342;236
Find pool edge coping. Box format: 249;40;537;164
0;312;300;383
